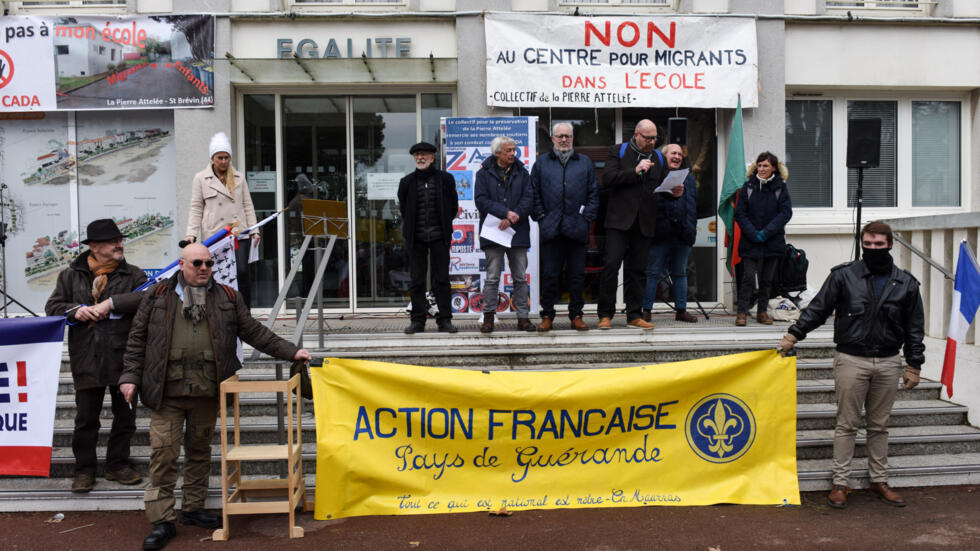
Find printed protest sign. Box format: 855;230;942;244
0;15;214;111
485;13;758;108
312;350;799;519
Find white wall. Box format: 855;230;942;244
922;337;980;428
785;24;980;89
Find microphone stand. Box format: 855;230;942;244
853;167;864;262
0;182;38;317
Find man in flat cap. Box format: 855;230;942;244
45;218;147;493
397;141;459;334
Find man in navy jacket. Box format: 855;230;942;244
531;122;599;331
474;136;535;333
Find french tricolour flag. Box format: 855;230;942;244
941;241;980;398
0;316;65;476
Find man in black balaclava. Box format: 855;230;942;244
776;221;925;510
397;142;459;334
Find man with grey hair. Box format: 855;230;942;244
531;122;598;331
474;136;535;333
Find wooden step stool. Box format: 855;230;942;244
212;373;312;541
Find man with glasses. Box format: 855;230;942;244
597;120;668;330
46;218;148;493
397;141;459;334
120;243;311;550
531;122;599;331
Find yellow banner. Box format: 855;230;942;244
312;350;799;519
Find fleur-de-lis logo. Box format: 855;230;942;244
686;394;756;464
696;399;745;458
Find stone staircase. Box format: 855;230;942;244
3;322;980;512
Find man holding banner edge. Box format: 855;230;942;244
777;220;924;510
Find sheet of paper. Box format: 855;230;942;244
654;168;689;194
248;237;260;263
480;214;516;248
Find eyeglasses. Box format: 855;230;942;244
553;134;573;140
191;259;215;268
639;134;658;141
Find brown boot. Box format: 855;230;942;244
675;310;698;323
571;316;589;331
735;313;747;326
870;482;905;507
757;311;773;325
517;318;537;332
537;317;553;332
480;313;494;334
827;485;849;509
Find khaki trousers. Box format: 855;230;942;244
832;351;902;486
144;397;218;523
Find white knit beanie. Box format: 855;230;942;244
209;132;232;159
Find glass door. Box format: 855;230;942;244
282;95;350;307
352;96;417;308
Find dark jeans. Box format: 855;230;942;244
540;236;587;320
409;238;452;322
737;256;780;314
235;239;251;308
73;385;136;475
598;221;652;321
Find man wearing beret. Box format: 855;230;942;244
45;218;148;493
397;141;459;334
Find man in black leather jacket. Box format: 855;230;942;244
777;221;924;510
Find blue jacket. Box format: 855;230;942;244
531;150;599;243
474;156;533;249
734;173;793;259
653;171;697;247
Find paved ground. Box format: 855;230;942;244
4;486;980;550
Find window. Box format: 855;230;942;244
785;95;965;214
56;45;69;55
912;101;960;207
847;100;897;208
785;100;832;207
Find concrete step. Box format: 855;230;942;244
55;359;839;395
796;378;942;404
796;424;980;459
796;400;970;430
797;452;980;492
5;453;980;512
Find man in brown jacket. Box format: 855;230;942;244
119;243;310;550
45;218;147;493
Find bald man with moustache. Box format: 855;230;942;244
120;243;310;550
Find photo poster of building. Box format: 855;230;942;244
0;14;214;112
441;116;539;316
0;110;177;314
75;110;178;283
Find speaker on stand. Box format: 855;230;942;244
846;119;881;261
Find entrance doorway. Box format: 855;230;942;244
241;91;453;310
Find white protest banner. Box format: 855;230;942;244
485;13;758;109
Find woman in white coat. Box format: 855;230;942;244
184;132;259;306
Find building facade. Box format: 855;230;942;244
1;0;977;315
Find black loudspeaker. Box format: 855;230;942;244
668;117;688;146
846;118;881;169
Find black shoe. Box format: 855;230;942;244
437;319;458;333
404;320;425;334
179;508;221;530
143;522;176;550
